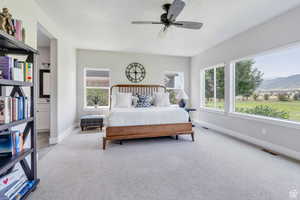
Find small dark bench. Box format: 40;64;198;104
80;115;104;131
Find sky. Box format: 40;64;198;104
252;45;300;80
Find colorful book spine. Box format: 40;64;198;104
0;56;13;80
0;56;32;82
0;97;11;124
25;63;32;82
0;132;13;156
0;164;26;200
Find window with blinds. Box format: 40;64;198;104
84;68;110;108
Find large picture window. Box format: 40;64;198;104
234;45;300;123
84;68;110;108
203;64;225;110
163;71;184;104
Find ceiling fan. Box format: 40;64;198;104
132;0;203;33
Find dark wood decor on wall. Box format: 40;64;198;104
125;62;146;83
39;69;50;98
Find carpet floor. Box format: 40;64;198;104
30;127;300;200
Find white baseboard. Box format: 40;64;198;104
193;120;300;161
49;124;77;144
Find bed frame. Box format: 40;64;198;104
103;84;194;150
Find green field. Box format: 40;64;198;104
206;100;300;122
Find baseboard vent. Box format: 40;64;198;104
262;148;279;156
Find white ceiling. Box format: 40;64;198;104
35;0;300;57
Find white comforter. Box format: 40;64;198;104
107;106;189;127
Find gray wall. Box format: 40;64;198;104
191;5;300;159
76;49;190;121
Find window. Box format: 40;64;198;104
163;71;184;104
234;44;300;123
203;64;225;110
84;68;110;108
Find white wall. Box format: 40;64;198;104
191;6;300;159
77;49;190;120
0;0;77;143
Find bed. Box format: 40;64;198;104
103;84;194;149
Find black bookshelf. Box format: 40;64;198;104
0;30;39;199
0;148;33;175
0;79;33;87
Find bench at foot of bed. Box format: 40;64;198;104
102;123;194;150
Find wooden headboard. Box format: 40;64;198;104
110;84;166;109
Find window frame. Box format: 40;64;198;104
200;63;226;112
163;71;185;105
228;43;300;129
83;68;111;110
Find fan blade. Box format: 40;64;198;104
173;21;203;29
167;0;186;22
132;21;163;24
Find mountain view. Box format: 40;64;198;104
258;74;300;91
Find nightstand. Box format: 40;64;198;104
185;108;196;125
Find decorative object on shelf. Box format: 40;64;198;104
22;27;25;43
0;8;15;36
39;69;50;98
176;89;189;108
125;62;146;83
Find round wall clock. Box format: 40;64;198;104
125;63;146;83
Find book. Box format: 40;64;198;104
25;63;32;82
0;56;13;80
0;164;26;200
11;98;17;122
13;180;36;200
0;97;12;124
0;132;13;156
0;56;32;82
12;131;23;153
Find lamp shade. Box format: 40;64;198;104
176;89;189;100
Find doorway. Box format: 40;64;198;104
36;23;56;159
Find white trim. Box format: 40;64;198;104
83;68;111;109
201;64;225;110
49;123;77;144
193;120;300;160
213;67;217;107
228;112;300;130
229;42;300;129
199;107;226;115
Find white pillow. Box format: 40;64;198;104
153;92;170;107
115;93;132;108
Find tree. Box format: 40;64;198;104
235;60;263;99
87;88;109;106
264;94;270;101
216;67;225;100
205;69;214;101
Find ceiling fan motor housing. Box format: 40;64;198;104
161;4;171;25
160;13;169;25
